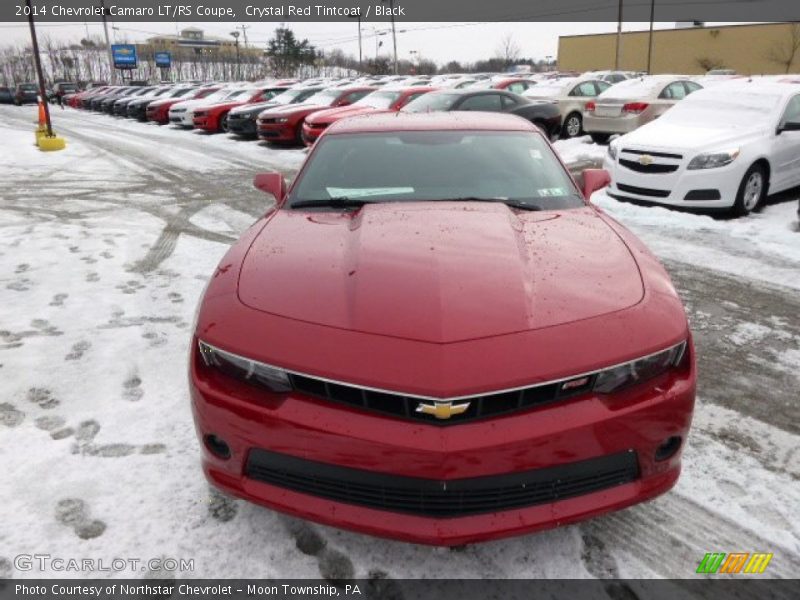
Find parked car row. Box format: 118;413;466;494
22;71;799;218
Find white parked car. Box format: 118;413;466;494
168;86;244;127
604;81;800;216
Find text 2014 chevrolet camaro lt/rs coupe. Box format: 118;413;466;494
190;112;696;546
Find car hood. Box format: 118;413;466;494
259;102;325;118
307;105;377;124
238;204;644;343
618;118;768;151
196;101;243;112
232;100;281;115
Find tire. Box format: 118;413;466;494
562;112;583;139
295;122;304;146
219;112;230;133
590;133;611;145
731;163;767;217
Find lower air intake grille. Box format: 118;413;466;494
244;449;639;518
616;183;671;198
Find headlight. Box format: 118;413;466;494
198;341;291;393
608;142;618;161
276;117;289;123
593;341;687;394
687;149;739;170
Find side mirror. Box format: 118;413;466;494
253;173;286;202
582;168;611;200
777;121;800;134
337;99;352;106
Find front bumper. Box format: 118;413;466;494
227;116;258;136
604;153;742;209
257;123;296;143
190;342;695;545
193;114;219;132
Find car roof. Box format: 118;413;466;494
326;111;538;135
694;79;800;99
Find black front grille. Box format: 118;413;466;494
616;183;671;198
288;373;593;426
619;159;678;174
621;148;683;160
245;448;639;518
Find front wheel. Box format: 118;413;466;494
562;113;583;138
731;164;767;217
590;132;611;145
219;112;230;133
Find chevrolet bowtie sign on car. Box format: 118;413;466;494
189;111;696;546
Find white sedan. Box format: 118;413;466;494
604;80;800;216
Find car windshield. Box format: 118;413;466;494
402;93;460;112
288;131;582;210
525;84;567;98
20;84;37;91
355;90;402;109
224;89;250;99
661;90;782;127
305;90;341;105
170;87;195;98
598;77;663;100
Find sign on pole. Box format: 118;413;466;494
155;51;172;69
111;44;138;70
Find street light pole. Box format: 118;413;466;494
230;30;241;80
381;0;398;75
614;0;623;71
646;0;656;74
99;0;116;83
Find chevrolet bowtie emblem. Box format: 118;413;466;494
638;154;654;166
415;400;471;420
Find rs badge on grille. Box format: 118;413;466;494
415;401;471;419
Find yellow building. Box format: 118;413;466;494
139;28;261;61
558;22;800;75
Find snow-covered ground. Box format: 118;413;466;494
1;105;799;583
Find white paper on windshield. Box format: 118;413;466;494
327;187;414;198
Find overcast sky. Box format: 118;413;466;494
0;21;709;64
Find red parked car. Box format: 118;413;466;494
193;86;284;133
190;112;696;546
301;86;435;146
146;85;220;124
257;86;375;145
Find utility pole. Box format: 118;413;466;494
614;0;623;71
99;0;115;83
238;24;250;48
646;0;656;74
381;0;398;75
348;13;362;72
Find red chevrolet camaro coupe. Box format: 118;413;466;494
190;112;696;546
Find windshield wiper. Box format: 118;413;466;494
290;197;376;209
446;197;544;211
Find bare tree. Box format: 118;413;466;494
695;56;726;72
766;23;800;74
495;33;521;69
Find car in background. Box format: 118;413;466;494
470;77;535;94
589;71;633;85
111;86;156;116
584;75;703;144
227;86;321;137
169;87;240;127
190;111;695;545
301;86;434;146
145;85;205;124
126;86;175;120
51;82;78;103
401;89;563;140
256;86;375;145
604;81;800;216
14;83;39;105
96;86;143;113
193;86;286;133
524;77;613;138
0;86;13;104
80;85;121;109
